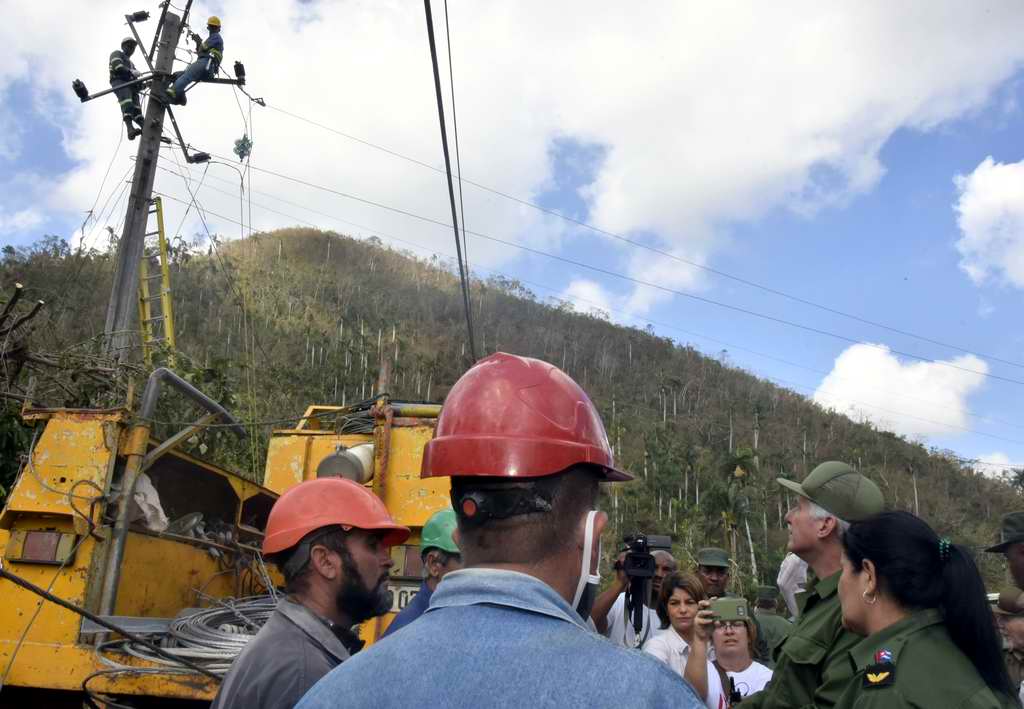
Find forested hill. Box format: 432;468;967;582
1;229;1019;589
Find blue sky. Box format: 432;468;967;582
2;2;1023;473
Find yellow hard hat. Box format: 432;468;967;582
207;16;221;28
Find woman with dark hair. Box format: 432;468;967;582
835;510;1016;708
643;571;725;709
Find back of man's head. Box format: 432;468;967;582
451;465;599;566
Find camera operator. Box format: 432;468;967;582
591;546;676;647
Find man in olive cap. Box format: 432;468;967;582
986;512;1024;591
743;461;883;709
753;586;792;659
694;547;773;666
695;547;731;597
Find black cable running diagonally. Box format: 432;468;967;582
423;0;478;362
259;105;1024;371
443;0;470;280
170;148;1024;388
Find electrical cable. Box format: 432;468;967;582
149;162;1024;389
423;0;478;362
79;127;126;238
146;184;1024;461
255;107;1024;372
0;533;91;693
443;0;470;283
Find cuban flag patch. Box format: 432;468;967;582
874;649;893;664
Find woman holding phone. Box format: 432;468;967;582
643;572;726;709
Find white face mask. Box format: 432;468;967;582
571;510;602;622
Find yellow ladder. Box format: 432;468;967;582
137;197;177;368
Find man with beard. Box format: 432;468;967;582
211;478;409;709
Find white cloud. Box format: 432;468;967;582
1;2;1023;300
954;156;1024;289
0;207;43;234
813;344;988;438
972;451;1014;477
560;279;615;320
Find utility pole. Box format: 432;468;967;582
103;13;182;359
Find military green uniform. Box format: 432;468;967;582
832;609;1016;709
755;608;793;660
743;570;858;709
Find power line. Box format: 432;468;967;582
255;104;1024;372
443;0;470;278
150;179;1024;448
178;150;1024;389
423;0;477;362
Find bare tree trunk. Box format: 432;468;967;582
745;517;758;580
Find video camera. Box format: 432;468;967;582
619;533;672;643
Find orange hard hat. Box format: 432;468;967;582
263;478;410;555
421;352;631;481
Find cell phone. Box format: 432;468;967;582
709;597;749;622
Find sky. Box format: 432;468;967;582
1;1;1023;475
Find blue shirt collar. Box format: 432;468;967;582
428;568;586;629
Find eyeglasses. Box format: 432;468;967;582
714;620;746;630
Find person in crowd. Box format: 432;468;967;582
833;510;1015;708
212;478;409;709
753;585;793;660
593;547;677;647
993;588;1024;703
986;512;1024;590
380;507;461;638
297;352;702;708
742;461;883;709
694;547;771;667
710;600;774;699
695;548;731;597
644;571;724;709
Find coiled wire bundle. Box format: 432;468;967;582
96;595;278;677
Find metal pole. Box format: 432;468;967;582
104;12;182;359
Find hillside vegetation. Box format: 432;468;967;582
1;229;1020;590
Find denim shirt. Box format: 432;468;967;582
297;568;702;709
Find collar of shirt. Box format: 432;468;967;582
653;626;714;661
277;596;358;661
797;569;840;615
427;568;586;629
846;607;943;672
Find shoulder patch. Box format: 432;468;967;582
863;662;895;688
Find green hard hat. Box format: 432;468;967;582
985;512;1024;553
777;461;883;522
420;508;459;556
756;585;779;603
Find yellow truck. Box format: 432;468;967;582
0;367;447;706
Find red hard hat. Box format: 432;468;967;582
422;352;631;481
263;478;410;555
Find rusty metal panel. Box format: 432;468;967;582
262;432;372;494
380;425;450;529
0;416;115;525
113;533;241;617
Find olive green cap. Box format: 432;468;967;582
419;508;460;556
776;461;883;522
985;512;1024;553
756;585;779;603
696;547;730;568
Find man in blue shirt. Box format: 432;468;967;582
381;507;462;638
166;15;224;105
298;352;702;709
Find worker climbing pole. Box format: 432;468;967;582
108;36;145;140
70;6;248;361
